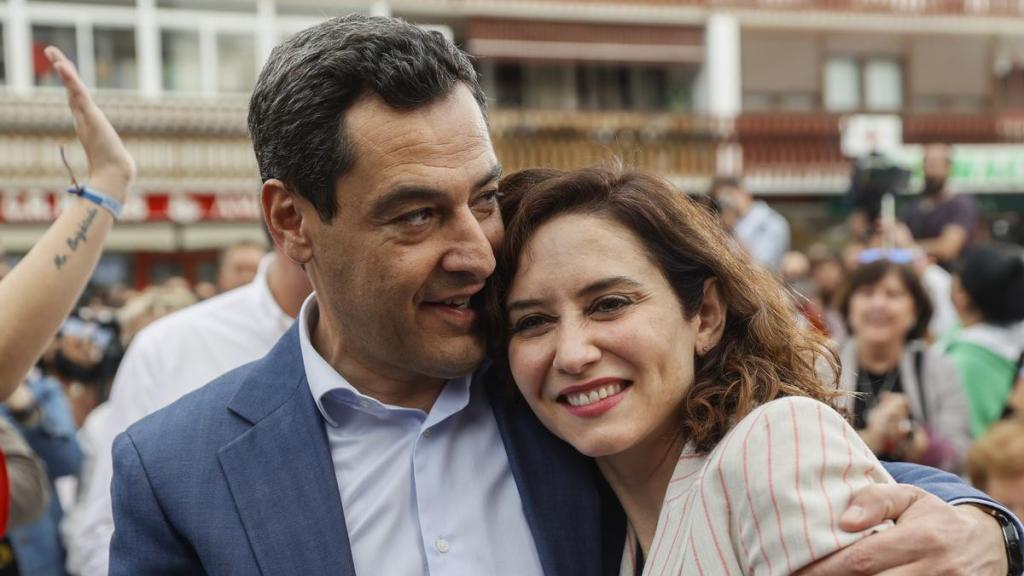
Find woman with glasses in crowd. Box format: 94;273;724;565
837;259;971;473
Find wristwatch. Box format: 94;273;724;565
989;507;1024;576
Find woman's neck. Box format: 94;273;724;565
596;427;685;556
858;339;905;374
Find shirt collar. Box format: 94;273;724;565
298;294;475;427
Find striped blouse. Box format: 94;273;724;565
620;396;894;576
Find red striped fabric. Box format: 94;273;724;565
617;396;895;575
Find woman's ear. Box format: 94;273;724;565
696;277;727;355
261;179;314;266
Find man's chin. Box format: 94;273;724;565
415;338;487;379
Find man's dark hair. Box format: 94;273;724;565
248;14;486;221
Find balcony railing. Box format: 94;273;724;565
489;109;721;176
3;95;1023;194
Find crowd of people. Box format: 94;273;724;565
0;15;1023;576
712;155;1024;495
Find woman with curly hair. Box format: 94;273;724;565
486;166;894;575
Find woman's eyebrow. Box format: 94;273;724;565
506;298;544;314
575;276;642;299
506;276;641;314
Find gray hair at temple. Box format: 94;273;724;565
247;14;487;222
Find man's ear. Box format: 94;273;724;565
696;277;727;356
261;179;314;265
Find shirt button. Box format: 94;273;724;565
423;428;433;438
435;538;450;553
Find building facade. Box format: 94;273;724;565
1;0;1022;284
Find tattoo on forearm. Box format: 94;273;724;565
52;207;99;270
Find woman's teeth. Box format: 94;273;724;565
566;383;623;407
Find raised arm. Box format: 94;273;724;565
0;46;135;400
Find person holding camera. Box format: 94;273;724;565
837;258;972;473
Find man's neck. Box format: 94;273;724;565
924;188;951;206
310;306;446;412
858;339;905;374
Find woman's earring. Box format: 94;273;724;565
701;344;711;355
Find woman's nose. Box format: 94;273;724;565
552;324;601;375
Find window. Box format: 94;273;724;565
216;33;255;93
824;56;903;112
156;0;255;12
94;28;136;90
161;30;200;93
30;0;134;5
33;25;77;87
490;61;691;111
631;67;671;111
1001;67;1024;110
824;58;860;111
577;64;629;110
864;59;902;111
524;64;574;109
494;63;524;108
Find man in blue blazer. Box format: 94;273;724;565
110;15;1022;576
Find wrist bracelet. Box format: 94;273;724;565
67;185;122;219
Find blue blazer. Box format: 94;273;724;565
109;323;1008;576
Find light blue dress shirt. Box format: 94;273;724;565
298;296;545;576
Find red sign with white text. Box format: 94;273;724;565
0;191;262;224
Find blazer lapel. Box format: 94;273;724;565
218;325;356;576
487;374;625;576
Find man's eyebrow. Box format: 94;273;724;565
370;187;447;220
476;163;502;190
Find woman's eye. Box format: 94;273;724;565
591;296;631;315
511;315;549;334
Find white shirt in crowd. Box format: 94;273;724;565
733;201;791;272
62;255;293;576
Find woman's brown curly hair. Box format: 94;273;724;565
484;165;841;453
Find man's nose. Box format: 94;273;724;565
441;208;497;281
